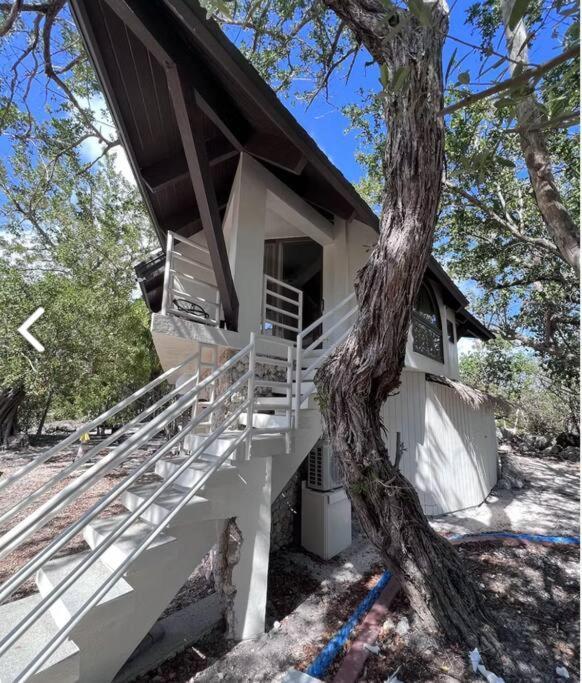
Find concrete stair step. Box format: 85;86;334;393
239;413;291;430
155;456;238;490
253;397;292;410
184;433;243;457
121;483;211;526
0;594;80;683
272;381;315;396
36;552;133;632
83;513;176;573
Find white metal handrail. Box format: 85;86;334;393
294;292;357;425
0;368;251;607
1;402;250;681
0;330;306;680
161;231;221;326
0;337;264;680
261;274;303;339
0;357;205;529
0;349;202;497
0;343;252;561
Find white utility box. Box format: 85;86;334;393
301;483;352;560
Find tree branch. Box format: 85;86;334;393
491;274;567;290
444;180;561;256
0;0;22;37
442;44;580;116
501;110;580;134
0;2;51;12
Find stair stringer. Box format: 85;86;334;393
270;408;322;502
79;516;220;683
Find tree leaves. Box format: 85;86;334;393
380;64;389;89
379;65;410;92
445;48;458;84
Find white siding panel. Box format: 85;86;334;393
381;371;497;515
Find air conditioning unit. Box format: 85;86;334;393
307;440;342;492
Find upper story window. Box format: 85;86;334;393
412;283;444;362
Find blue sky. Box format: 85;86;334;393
0;1;571;192
221;0;571;188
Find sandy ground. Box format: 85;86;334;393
432;452;579;537
0;435;213;611
142;451;579;683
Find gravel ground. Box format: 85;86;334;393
135;450;579;682
0;433;214;613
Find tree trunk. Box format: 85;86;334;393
501;0;580;274
36;387;54;437
319;0;502;657
0;385;25;447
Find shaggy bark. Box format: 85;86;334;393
0;384;25;447
501;0;580;274
318;0;502;657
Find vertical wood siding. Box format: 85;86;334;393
381;371;498;515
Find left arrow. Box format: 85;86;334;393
17;307;45;352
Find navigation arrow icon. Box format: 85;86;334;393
17;307;45;352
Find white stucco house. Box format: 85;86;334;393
0;1;500;681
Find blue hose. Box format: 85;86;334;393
306;570;392;679
448;531;580;545
304;530;578;680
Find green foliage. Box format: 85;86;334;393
0;161;159;430
0;8;159;433
335;2;579;407
459;340;578;434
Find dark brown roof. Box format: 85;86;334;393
71;0;492;340
70;0;376;243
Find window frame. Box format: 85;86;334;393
411;283;444;363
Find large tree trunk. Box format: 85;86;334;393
501;0;580;274
319;0;502;657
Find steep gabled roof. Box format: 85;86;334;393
71;0;492;340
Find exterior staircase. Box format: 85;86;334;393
0;294;356;682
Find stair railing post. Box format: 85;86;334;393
295;334;303;428
246;332;256;459
285;344;293;453
297;288;303;336
161;231;174;316
190;364;201;434
260;275;267;335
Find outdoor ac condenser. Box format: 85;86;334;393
307;439;342;492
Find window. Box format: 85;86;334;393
447;320;456;344
412;284;443;362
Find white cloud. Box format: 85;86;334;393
78;95;136;184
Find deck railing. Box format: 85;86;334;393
260;274;303;340
161;231;221;326
294;292;357;426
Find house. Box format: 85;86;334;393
0;1;498;681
